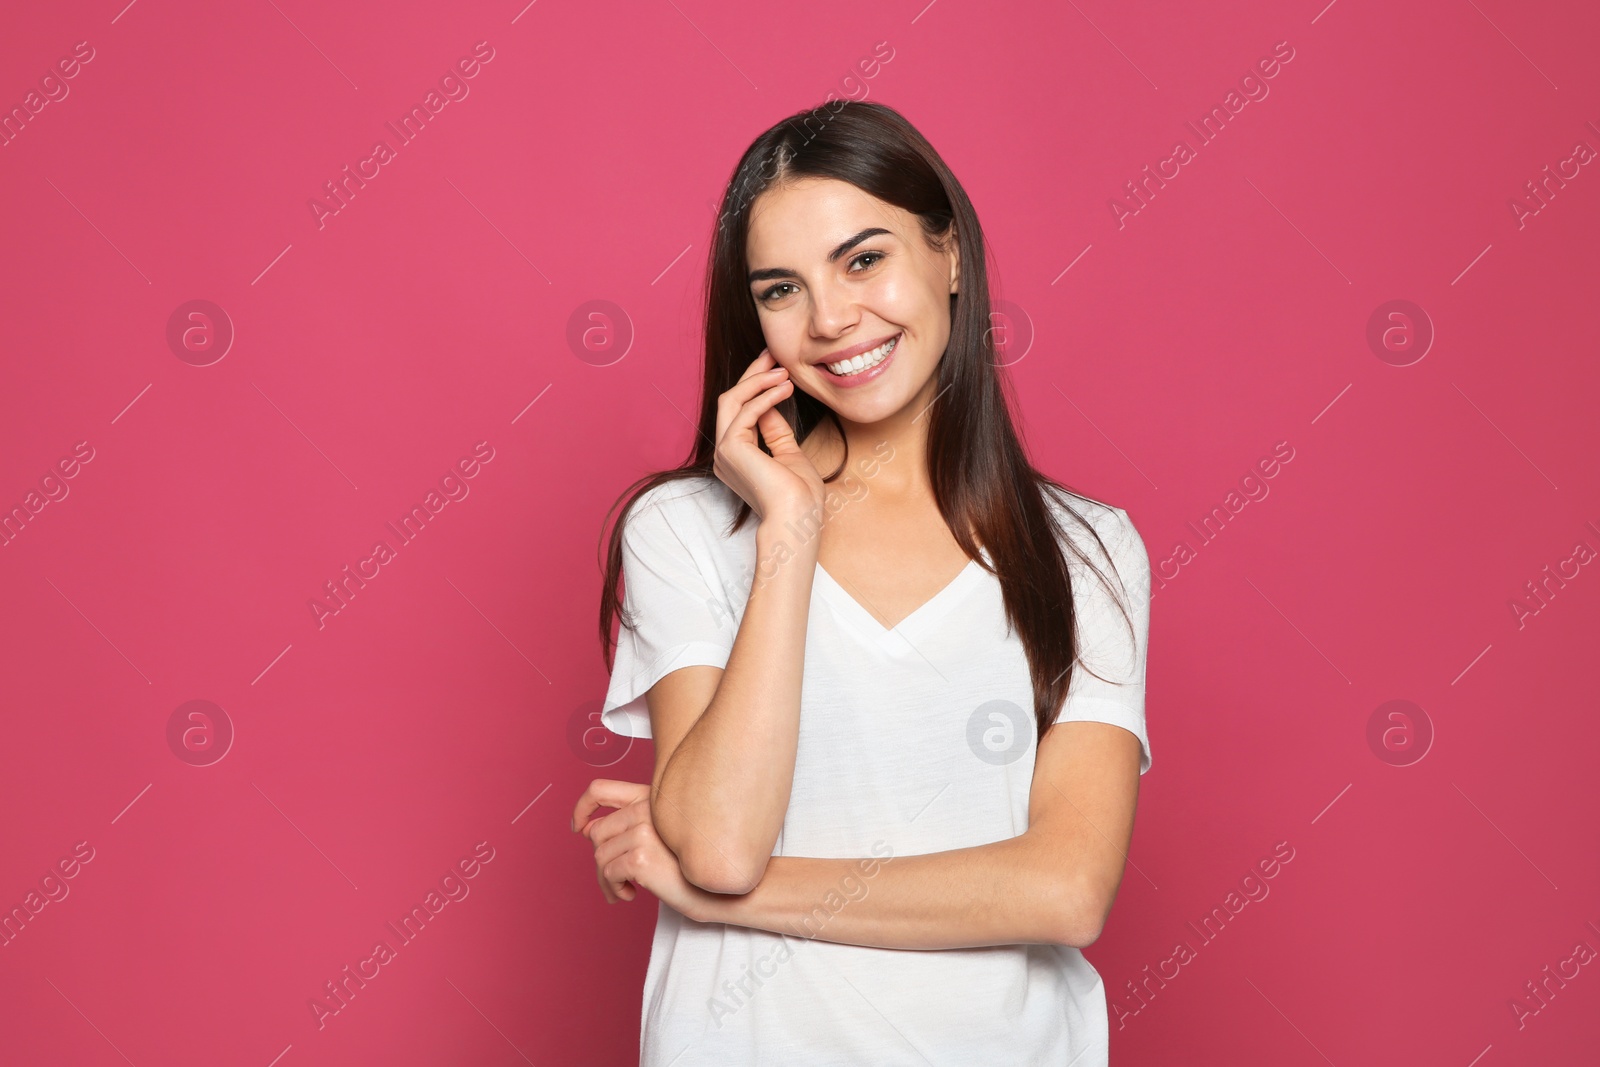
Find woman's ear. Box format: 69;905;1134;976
947;225;960;294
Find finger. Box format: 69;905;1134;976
570;778;615;834
595;865;618;904
593;839;629;904
756;400;801;457
601;852;641;903
736;348;775;383
591;820;642;871
578;796;648;843
716;366;791;444
571;778;649;834
722;378;795;448
581;782;649;830
719;367;790;417
579;796;648;848
572;778;647;832
600;822;669;903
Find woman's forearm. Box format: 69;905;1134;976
654;512;818;894
687;829;1085;950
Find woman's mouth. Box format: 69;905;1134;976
821;333;900;381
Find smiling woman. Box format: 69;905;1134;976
743;185;958;416
575;100;1152;1067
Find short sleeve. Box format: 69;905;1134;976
600;484;738;739
1053;503;1153;775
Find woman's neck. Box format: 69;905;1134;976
802;410;931;499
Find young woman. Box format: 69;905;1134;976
572;100;1151;1066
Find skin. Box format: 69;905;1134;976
572;177;1143;950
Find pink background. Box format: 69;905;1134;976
2;1;1597;1064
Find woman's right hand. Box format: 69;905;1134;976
713;349;825;523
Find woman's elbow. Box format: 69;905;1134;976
1058;912;1105;949
650;795;770;894
1052;876;1114;948
680;846;768;895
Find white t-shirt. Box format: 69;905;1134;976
601;472;1151;1067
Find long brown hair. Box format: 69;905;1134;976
598;99;1134;742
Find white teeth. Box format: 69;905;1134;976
826;335;898;376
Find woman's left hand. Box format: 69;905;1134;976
571;778;719;922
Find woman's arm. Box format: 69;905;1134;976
635;353;825;896
650;507;820;895
685;720;1144;950
692;834;1072;949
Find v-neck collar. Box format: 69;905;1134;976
813;547;992;651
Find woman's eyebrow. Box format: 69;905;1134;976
747;227;894;284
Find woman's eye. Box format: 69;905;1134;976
757;253;883;304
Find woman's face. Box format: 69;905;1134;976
744;177;959;426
